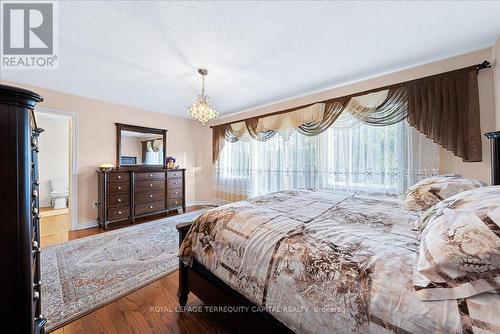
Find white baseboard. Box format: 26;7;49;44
187;200;217;207
72;220;98;230
70;202;216;231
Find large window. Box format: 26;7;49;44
214;119;439;204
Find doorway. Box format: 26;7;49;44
36;110;76;241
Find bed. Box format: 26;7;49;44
177;189;500;333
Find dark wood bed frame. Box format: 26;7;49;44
176;131;500;333
176;221;294;333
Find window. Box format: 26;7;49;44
214;120;438;204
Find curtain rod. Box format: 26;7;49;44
210;61;491;129
476;60;491;73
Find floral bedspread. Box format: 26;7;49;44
179;190;500;333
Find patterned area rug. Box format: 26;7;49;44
41;209;207;332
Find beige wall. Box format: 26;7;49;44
121;135;143;164
193;121;214;202
211;47;496;185
1;80;211;226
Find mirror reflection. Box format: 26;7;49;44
120;130;164;165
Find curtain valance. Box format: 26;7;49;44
212;66;481;163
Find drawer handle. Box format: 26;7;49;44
117;211;122;215
32;190;38;198
32;240;39;250
174;191;178;195
149;205;154;209
173;182;177;185
33;291;40;301
174;201;178;205
149;194;153;198
117;175;122;179
149;183;153;187
117;198;122;202
149;174;153;178
117;186;122;190
34;180;40;186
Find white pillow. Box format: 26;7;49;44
403;174;484;211
414;186;500;301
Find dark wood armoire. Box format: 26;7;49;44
0;84;45;333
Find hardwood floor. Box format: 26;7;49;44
41;206;207;248
43;206;232;334
51;272;230;334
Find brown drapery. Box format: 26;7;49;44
406;68;481;162
141;141;147;163
212;66;481;163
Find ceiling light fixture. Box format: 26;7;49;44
187;68;218;125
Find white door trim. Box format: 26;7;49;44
36;107;79;231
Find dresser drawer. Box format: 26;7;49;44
108;194;130;207
167;170;183;179
167;197;183;209
135;190;165;204
108;206;130;220
109;172;129;183
135;172;165;181
108;182;130;194
135;200;165;216
167;178;182;188
135;180;165;192
167;188;183;198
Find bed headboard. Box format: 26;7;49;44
485;131;500;185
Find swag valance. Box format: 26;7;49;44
212;66;482;163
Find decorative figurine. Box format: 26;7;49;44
166;156;176;169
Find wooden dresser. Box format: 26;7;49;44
97;168;186;229
0;84;46;333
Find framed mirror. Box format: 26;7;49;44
116;123;167;169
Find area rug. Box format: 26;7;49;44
41;209;208;332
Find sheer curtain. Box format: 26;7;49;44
214;120;438;204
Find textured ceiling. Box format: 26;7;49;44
2;1;500;118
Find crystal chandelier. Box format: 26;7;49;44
187;68;219;125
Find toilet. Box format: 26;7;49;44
50;178;69;209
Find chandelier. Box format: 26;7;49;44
187;68;219;125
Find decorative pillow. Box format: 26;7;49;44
403;174;484;211
413;186;500;301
